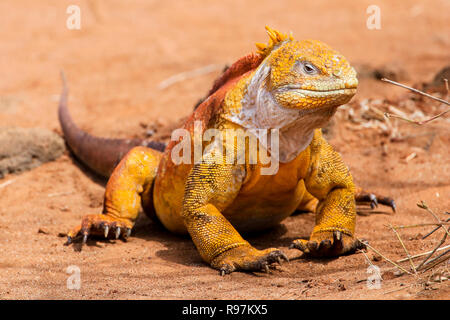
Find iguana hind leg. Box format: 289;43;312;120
296;185;319;213
66;146;162;245
296;188;396;214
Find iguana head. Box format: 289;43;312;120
223;27;359;162
255;26;358;111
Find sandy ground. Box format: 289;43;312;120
0;0;449;299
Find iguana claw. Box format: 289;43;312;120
65;214;133;247
213;246;288;275
290;230;365;257
65;236;72;246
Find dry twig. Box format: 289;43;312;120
423;218;450;239
417;228;448;271
0;179;15;190
47;191;74;198
420;249;450;272
392;222;450;230
358;239;412;275
388;224;417;274
417;201;450;237
397;244;450;262
381;78;450;125
158;64;224;90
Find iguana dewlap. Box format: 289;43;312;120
59;27;395;274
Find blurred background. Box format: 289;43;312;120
0;0;448;133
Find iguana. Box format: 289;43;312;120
59;27;395;274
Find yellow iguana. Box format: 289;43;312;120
59;27;395;274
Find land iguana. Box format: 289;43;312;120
59;27;395;274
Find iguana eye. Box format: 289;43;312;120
301;62;318;75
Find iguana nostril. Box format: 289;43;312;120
333;70;342;77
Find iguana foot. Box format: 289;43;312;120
211;245;289;275
290;230;366;257
355;191;396;212
65;214;133;246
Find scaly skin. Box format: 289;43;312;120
62;27;394;274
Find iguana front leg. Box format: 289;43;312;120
291;132;365;257
182;152;287;274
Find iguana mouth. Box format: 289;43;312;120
292;88;356;97
277;86;357;97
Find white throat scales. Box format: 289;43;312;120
223;62;337;163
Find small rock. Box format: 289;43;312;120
393;270;403;277
372;254;382;262
38;228;49;235
0;127;65;178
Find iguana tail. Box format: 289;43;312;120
58;72;166;178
